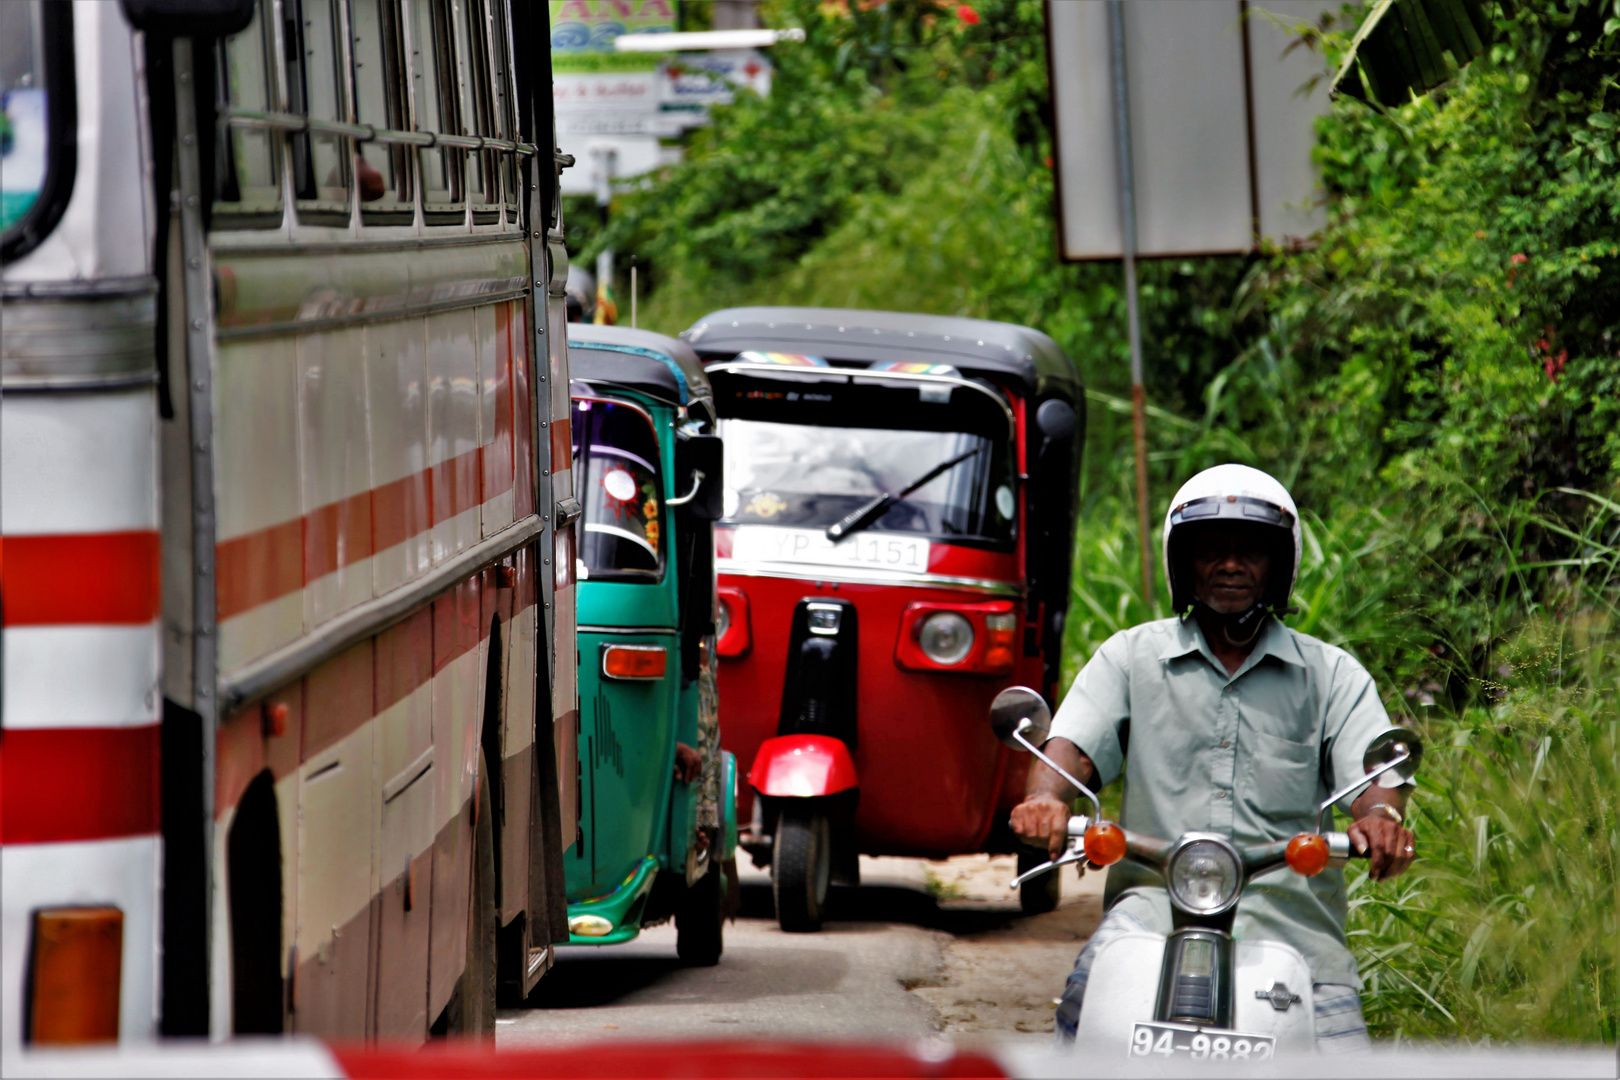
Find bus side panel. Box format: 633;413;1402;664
293;642;377;1039
544;290;579;856
372;609;436;1041
426;577;484;1022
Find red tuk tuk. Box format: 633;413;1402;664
681;308;1083;930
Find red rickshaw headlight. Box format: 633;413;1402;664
716;587;751;658
917;612;974;665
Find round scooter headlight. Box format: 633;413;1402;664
918;612;974;665
1167;839;1242;915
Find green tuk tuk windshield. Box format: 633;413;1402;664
571;397;665;582
713;374;1017;548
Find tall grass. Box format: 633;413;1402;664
1062;471;1620;1043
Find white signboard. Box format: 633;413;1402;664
1047;0;1335;259
659;49;772;108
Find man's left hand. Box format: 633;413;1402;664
1347;815;1415;881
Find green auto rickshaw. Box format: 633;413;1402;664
563;324;737;964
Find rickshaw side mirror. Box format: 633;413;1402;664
988;686;1051;750
674;434;725;521
1036;400;1077;442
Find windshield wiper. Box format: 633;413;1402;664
825;446;985;543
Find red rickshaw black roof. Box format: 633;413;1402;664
680;306;1082;402
566;323;714;418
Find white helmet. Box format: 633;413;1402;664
1162;464;1301;616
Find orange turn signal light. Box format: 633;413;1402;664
1083;821;1127;866
1286;833;1330;877
28;907;122;1045
602;644;667;681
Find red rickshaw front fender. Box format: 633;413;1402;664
747;735;858;798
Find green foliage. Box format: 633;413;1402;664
599;0;1620;1044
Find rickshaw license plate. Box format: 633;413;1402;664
1128;1022;1274;1061
732;526;930;573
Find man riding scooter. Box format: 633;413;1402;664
1011;464;1417;1053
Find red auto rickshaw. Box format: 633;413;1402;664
681;308;1084;930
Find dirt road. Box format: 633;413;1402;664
498;855;1104;1047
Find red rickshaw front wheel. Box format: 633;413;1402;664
772;805;832;932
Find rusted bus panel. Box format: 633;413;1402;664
212;567;548;1038
426;309;483;564
511;302;535;521
367;324;433;598
479;305;516;536
211;241;529;335
298;328;374;629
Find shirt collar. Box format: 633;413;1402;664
1160;615;1306;677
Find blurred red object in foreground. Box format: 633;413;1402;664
332;1039;1005;1079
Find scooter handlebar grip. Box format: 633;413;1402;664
1325;831;1367;859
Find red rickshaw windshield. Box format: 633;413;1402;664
571;398;665;581
718;419;1016;546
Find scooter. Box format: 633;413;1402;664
989;686;1422;1059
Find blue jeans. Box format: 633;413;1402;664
1054;908;1372;1053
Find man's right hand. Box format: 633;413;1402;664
1011;794;1075;860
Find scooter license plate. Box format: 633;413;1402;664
1129;1021;1275;1062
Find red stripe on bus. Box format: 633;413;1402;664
0;532;161;627
304;492;374;584
216;520;304;619
215;444;518;622
0;725;161;844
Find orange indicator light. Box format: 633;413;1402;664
1083;821;1127;866
1286;833;1331;877
602;644;667;680
28;907;123;1045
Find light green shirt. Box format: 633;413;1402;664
1049;615;1400;988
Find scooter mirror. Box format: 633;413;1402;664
1363;727;1423;788
988;686;1051;751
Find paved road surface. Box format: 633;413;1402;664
498;855;1104;1047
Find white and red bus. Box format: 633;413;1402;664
1;0;578;1051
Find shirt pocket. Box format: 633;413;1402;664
1244;727;1321;822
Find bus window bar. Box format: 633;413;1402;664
225;110;536;156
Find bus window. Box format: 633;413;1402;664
217;0;284;223
410;0;461;221
287;0;350;218
1;0;70;254
461;0;499;217
352;0;414;221
490;0;519;218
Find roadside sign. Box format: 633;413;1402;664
1047;0;1335;259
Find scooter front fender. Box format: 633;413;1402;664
747;734;858;799
1072;933;1316;1056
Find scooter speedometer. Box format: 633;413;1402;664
1166;837;1243;916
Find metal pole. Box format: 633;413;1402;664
630;260;637;329
592;146;616;323
1109;0;1154;608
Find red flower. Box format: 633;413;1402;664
1509;253;1528;264
957;4;980;24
